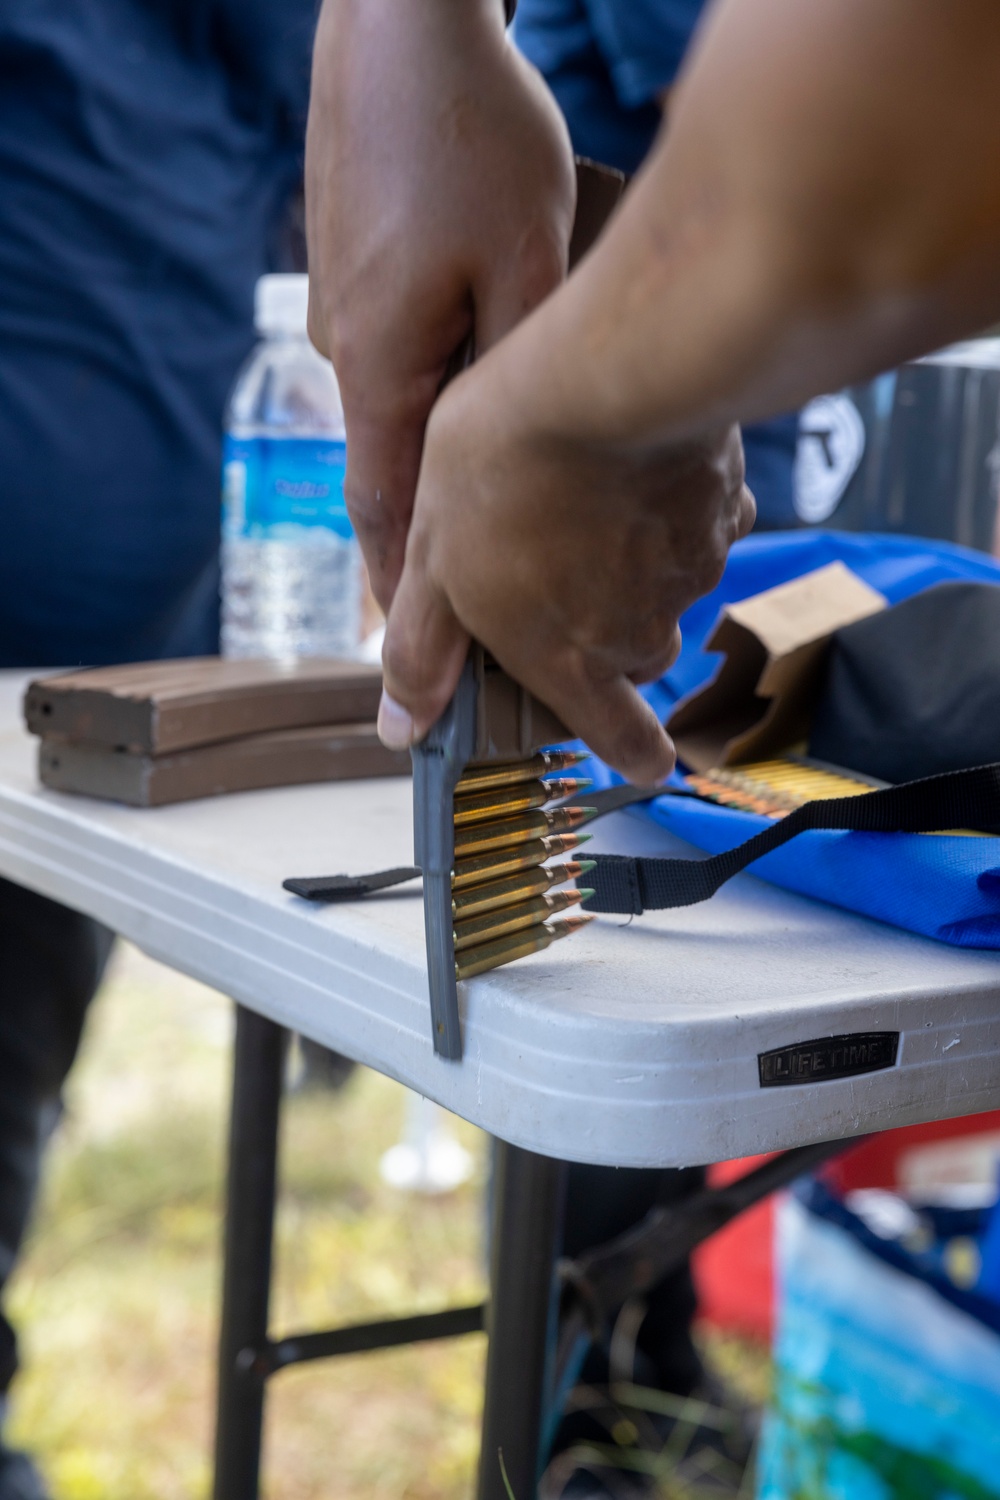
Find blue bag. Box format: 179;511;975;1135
585;532;1000;949
759;1178;1000;1500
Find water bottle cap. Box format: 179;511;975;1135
254;274;310;336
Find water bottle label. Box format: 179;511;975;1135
222;435;351;540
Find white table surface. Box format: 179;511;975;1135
1;674;998;1167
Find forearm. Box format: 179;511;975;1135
305;0;573;606
493;0;1000;450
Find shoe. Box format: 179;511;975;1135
0;1446;48;1500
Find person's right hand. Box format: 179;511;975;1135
377;341;755;783
305;0;576;611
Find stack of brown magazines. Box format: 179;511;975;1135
23;658;410;807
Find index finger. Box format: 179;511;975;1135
341;407;427;611
513;648;677;785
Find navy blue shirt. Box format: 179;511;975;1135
516;0;799;526
0;1;315;666
516;0;704;172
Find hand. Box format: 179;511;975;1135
377;358;755;785
305;0;576;610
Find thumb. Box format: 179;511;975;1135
378;552;470;750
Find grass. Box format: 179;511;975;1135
5;943;488;1500
3;943;768;1500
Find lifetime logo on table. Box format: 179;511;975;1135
758;1031;900;1088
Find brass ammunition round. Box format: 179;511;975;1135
450;832;592;891
542;777;593;799
454;896;549;952
453;888;589;952
454;913;594;982
456;750;588;797
453;777;593;828
450;859;596;920
453;805;597;859
452;865;552;918
453;781;550;827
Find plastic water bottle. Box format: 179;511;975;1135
221;274;363;659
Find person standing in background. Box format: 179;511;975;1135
514;0;799;528
0;5;315;1492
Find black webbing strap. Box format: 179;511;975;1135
283;867;421;902
579;783;666;815
281;785;664;902
586;761;1000;914
283;762;1000;912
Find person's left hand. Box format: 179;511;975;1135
304;0;575;612
376;354;755;786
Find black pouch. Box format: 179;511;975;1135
809;581;1000;783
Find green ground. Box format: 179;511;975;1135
4;944;765;1500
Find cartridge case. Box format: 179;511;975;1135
453;888;589;952
454;913;593;981
453;781;550;826
453;777;591;827
451;859;596;920
450;833;592;891
456;750;587;796
453;805;595;859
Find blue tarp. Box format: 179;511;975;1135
586;532;1000;948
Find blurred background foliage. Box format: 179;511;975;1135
6;945;487;1500
5;945;764;1500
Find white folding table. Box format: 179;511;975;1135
0;672;997;1498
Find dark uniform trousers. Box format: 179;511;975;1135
0;880;113;1390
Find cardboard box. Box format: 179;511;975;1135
666;562;887;771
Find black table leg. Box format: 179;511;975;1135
212;1005;287;1500
477;1142;567;1500
206;1016;838;1499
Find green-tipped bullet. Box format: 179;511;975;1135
455;913;594;981
453;887;592;952
453;805;597;859
451;859;597;920
456;750;588;796
453;777;593;828
450;832;593;891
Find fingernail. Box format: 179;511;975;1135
377;691;415;749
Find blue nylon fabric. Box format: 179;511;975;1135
584;531;1000;947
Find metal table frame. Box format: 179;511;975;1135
1;677;995;1495
211;1005;848;1500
